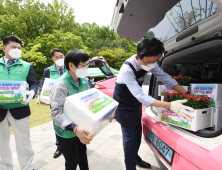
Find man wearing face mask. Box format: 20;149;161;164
111;38;194;170
0;35;38;170
50;49;92;170
38;48;67;158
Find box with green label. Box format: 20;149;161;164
158;107;213;132
64;88;119;136
40;78;56;104
0;81;29;103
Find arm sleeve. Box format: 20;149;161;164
151;64;178;88
121;66;156;107
27;64;38;98
39;68;50;95
50;81;73;130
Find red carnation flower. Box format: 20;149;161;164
205;99;210;102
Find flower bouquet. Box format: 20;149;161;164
158;92;213;131
171;75;190;86
190;84;222;131
158;75;190;96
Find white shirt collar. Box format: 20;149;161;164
4;56;17;64
55;64;64;71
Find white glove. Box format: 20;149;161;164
170;99;195;123
21;90;35;104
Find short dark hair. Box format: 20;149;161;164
3;35;22;46
137;38;164;59
50;48;64;57
65;49;89;71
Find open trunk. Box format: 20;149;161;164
149;36;222;138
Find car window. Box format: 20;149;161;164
187;64;203;79
203;63;220;79
100;64;112;75
144;0;219;42
165;63;222;80
174;64;184;75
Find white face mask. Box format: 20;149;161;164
6;48;22;59
55;59;64;67
73;67;88;78
141;62;157;71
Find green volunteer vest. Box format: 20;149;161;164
0;57;30;109
53;71;88;139
48;64;67;79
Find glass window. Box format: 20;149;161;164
203;63;220;79
187;64;203;79
174;64;184;75
144;0;219;42
100;64;112;75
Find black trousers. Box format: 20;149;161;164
56;135;89;170
55;133;60;149
121;123;142;170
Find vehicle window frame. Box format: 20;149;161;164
145;0;220;43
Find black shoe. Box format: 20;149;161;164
53;148;62;158
136;159;151;168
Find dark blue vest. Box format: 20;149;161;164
113;61;147;128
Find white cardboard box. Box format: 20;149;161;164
158;85;189;96
0;81;29;103
158;107;213;132
212;107;222;131
191;84;222;107
64;88;119;136
40;78;56;104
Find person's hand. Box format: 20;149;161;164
109;114;115;123
170;99;195;123
90;83;96;88
21;90;35;104
37;95;40;104
75;126;93;145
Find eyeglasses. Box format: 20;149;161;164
140;59;160;66
140;59;147;65
78;62;89;68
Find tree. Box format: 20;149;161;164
0;0;77;42
22;43;46;80
97;48;134;69
25;30;84;79
22;43;46;65
0;40;2;57
0;0;139;80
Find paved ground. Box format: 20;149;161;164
10;120;168;170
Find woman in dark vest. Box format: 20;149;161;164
111;38;194;170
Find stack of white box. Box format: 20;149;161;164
191;84;222;131
39;78;56;104
64;88;119;137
